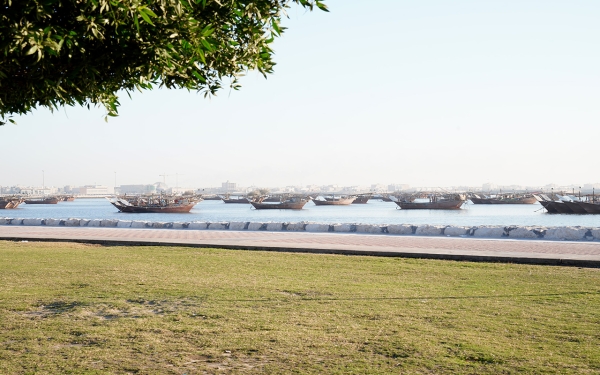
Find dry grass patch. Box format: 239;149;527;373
0;240;599;374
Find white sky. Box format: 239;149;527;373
2;0;600;189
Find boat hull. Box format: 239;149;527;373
551;202;573;214
541;200;600;214
24;197;60;204
111;201;197;213
202;196;222;200
563;201;587;214
0;199;23;209
221;198;250;204
539;201;559;214
394;200;465;210
250;201;307;210
578;202;600;214
352;196;370;204
470;197;537;204
313;197;356;206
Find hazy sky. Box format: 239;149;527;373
2;0;600;189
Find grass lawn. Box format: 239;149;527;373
0;240;599;374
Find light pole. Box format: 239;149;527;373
114;172;117;194
42;170;45;195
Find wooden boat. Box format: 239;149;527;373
202;195;222;200
470;194;537;204
352;195;371;204
0;197;24;209
540;200;600;214
220;195;250;204
394;194;466;210
534;194;560;214
109;194;202;213
552;201;573;214
262;196;283;202
562;201;587;214
578;202;600;214
536;192;600;214
24;197;60;204
538;200;559;214
250;196;309;210
312;196;356;206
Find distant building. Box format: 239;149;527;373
321;185;339;192
583;183;600;192
221;181;237;192
388;184;410;192
118;184;156;195
167;187;191;194
481;183;497;192
15;186;58;195
78;185;109;195
154;182;168;192
304;185;320;192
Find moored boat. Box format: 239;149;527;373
109;194;202;213
250;196;309;210
394;193;466;210
0;196;24;209
352;194;371;204
469;193;538;204
220;195;250;204
562;201;587;214
537;200;559;214
202;195;223;201
24;197;60;204
535;194;600;214
312;195;356;206
578;202;600;214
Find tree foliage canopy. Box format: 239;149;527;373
0;0;327;124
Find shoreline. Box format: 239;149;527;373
1;216;599;242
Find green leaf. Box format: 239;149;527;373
316;1;330;12
143;8;157;18
271;20;281;36
201;39;213;51
201;24;213;37
192;70;206;83
139;10;154;26
25;45;38;55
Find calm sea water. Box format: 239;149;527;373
3;198;600;227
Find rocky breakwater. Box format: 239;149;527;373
1;217;599;242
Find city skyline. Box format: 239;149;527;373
2;178;598;193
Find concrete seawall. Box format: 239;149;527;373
1;217;599;242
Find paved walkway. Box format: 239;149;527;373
1;226;600;267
